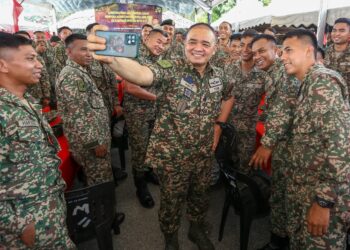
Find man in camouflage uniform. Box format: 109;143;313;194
56;34;113;186
250;34;300;250
226;30;271;174
161;19;185;60
123;29;168;208
282;29;350;249
88;23;234;250
0;32;75;249
54;26;72;79
324;17;350;97
210;22;232;67
141;23;153;44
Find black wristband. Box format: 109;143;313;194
315;196;335;208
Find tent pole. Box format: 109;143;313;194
316;0;328;47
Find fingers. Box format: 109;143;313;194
92;53;113;64
87;24;108;53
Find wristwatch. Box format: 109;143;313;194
315;196;335;209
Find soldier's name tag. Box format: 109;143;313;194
77;80;86;92
339;62;350;66
209;78;223;93
183;88;193;99
180;78;197;93
247;83;262;88
18;119;37;127
176;100;187;113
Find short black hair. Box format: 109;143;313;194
242;29;258;39
251;34;277;46
14;30;31;39
230;33;242;42
220;21;232;29
86;23;99;32
0;32;32;56
58;26;72;34
33;30;45;35
264;27;276;34
282;29;317;58
148;29;168;38
142;24;153;30
334;17;350;27
64;33;86;48
175;31;183;35
317;46;325;59
187;23;217;42
50;35;60;43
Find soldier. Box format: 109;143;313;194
0;32;75;249
85;22;127;183
221;33;242;65
281;29;350;249
210;22;232;67
50;35;61;48
123;29;168;208
56;34;113;186
161;19;184;60
249;34;300;250
53;26;72;79
263;27;277;38
141;23;153;44
175;31;184;45
324;17;350;95
226;29;271;174
88;23;234;250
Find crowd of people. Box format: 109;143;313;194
0;13;349;250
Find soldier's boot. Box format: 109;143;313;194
145;169;159;185
257;233;289;250
164;232;179;250
133;171;155;208
188;222;215;250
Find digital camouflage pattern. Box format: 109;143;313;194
53;41;68;79
260;59;300;237
56;59;113;186
226;60;271;174
210;47;230;68
38;44;56;101
145;59;232;233
285;64;350;249
161;41;184;60
124;44;159;172
88;59;117;117
26;55;51;102
324;44;350;99
0;88;74;249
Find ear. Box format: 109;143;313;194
0;59;9;73
65;47;71;57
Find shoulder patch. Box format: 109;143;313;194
157;60;173;69
77;80;87;92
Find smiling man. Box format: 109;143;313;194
88;23;234;250
281;29;350;249
0;32;75;249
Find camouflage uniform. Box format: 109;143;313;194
87;59;117;117
53;41;68;79
0;88;75;249
123;44;159;172
144;59;232;234
324;44;350;100
210;47;230;68
285;64;350;249
161;41;184;60
226;60;271;174
38;44;56;103
260;59;300;238
56;59;112;186
26;55;51;102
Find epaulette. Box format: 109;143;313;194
157;60;173;69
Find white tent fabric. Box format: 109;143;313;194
162;11;195;28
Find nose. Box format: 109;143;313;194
35;58;43;69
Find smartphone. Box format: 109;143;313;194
95;30;139;58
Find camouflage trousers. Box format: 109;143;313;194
72;145;113;186
286;185;347;250
234;127;257;174
156;154;213;234
270;141;288;238
0;193;75;249
124;112;155;172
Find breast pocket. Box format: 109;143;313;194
89;90;105;109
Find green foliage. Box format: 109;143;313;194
259;0;272;6
211;0;236;23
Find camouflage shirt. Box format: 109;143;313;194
0;88;64;234
226;60;272;128
123;44;159;118
210;47;230;68
56;59;110;152
53;41;68;79
161;41;185;60
145;59;233;163
324;44;350;97
87;59;117;117
26;55;51;101
260;59;300;148
287;63;350;208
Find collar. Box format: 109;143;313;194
67;59;89;73
0;87;40;115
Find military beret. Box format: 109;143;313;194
161;19;175;27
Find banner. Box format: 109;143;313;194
95;3;162;31
12;0;23;32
